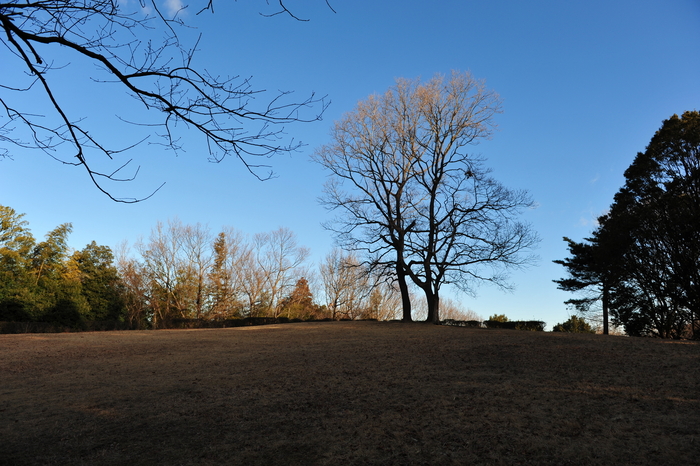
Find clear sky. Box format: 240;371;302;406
2;0;699;328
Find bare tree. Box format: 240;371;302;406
363;281;402;321
180;222;213;320
319;248;370;320
0;1;329;201
114;241;149;328
320;248;406;320
313;80;425;321
406;72;538;323
239;242;268;317
137;219;183;326
438;297;482;322
315;71;538;324
258;227;310;318
238;227;309;318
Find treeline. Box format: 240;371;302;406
116;219;407;328
0;205;124;328
0;210;407;329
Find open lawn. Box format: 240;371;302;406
1;321;698;465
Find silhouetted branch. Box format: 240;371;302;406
0;0;330;201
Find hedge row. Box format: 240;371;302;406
0;320;135;334
441;319;483;328
441;319;545;331
0;317;352;334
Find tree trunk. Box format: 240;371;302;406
433;293;440;324
425;289;440;324
602;282;609;335
397;263;412;322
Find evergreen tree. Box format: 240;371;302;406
488;314;509;322
557;112;700;339
553;233;624;335
279;277;317;320
72;242;126;321
603;112;699;338
552;315;595;333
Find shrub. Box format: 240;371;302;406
488;314;509;322
484;320;545;331
514;321;545;332
552;315;594;333
441;319;483;328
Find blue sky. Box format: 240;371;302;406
2;0;699;327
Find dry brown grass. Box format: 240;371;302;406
1;321;698;465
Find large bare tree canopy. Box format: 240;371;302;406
0;1;329;201
314;71;539;323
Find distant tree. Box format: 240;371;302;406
361;282;403;321
319;249;372;320
553;235;622;335
320;249;354;319
71;241;126;321
31;223;72;287
253;228;310;318
239;244;269;318
209;232;232;319
439;298;482;322
0;1;329;201
279;277;319;320
138;219;184;326
363;288;384;321
179;223;213;320
115;242;150;329
208;229;246;319
30;223;92;322
314;71;538;324
488;314;509;322
552;315;594;333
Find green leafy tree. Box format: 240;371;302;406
31;223;72;286
0;205;36;321
552;315;595;333
28;223;92;322
71;242;126;321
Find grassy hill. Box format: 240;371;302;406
1;322;698;465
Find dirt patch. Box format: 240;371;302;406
1;322;698;465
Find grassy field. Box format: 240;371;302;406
1;321;698;465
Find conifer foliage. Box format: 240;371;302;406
556;111;700;339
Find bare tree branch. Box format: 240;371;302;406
0;0;330;201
